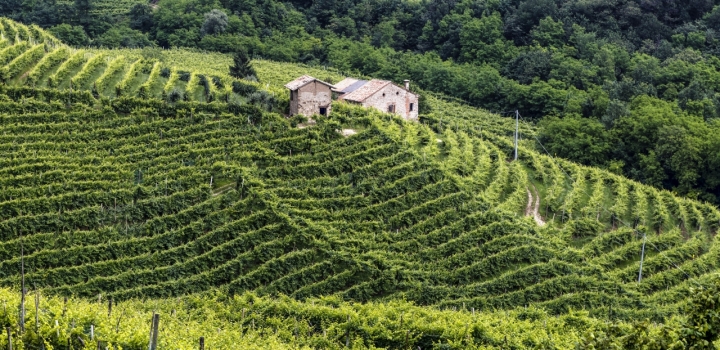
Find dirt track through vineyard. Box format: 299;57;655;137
526;186;546;226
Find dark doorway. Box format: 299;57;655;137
319;107;327;116
387;104;395;113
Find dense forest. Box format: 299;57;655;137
3;0;720;203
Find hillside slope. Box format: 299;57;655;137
0;18;719;340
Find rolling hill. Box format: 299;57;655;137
0;18;718;348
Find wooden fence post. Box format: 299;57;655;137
62;297;67;317
345;315;350;348
19;234;25;334
149;313;160;350
34;288;39;331
6;327;11;350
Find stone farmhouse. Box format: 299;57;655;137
285;75;335;117
333;78;419;122
285;75;419;122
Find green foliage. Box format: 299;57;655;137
95;55;126;93
577;277;720;349
0;43;44;81
459;13;516;67
538;116;611;166
48;49;86;87
69;52;105;88
0;288;635;349
26;47;68;86
680;278;720;348
532;17;565;47
201;9;228;36
229;49;257;80
48;24;89;46
93;26;154;48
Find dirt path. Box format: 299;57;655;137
525;189;534;217
531;184;545;226
525;186;546;226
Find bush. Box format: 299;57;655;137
178;71;191;82
48;24;88;46
290;114;307;127
232;80;257;95
166;88;183;103
248;90;277;112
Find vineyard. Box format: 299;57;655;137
57;0;146;15
0;287;660;349
0;27;273;105
0;18;719;348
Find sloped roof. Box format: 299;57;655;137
340;79;392;102
284;75;334;90
333;78;359;92
341;80;369;94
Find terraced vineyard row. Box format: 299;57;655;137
0;25;271;106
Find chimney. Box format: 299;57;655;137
404;80;410;90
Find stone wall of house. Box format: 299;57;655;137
291;81;333;117
362;84;418;122
289;90;299;116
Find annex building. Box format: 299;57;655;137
285;75;335;117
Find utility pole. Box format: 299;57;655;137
514;110;519;161
19;233;25;334
638;232;646;283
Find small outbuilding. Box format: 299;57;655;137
285;75;335;117
334;78;418;122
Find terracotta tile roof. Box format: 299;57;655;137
340;79;392;102
332;78;359;92
284;75;334;90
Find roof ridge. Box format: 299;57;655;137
284;75;335;90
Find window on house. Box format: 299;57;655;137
388;104;395;113
319;107;327;116
410;103;414;112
